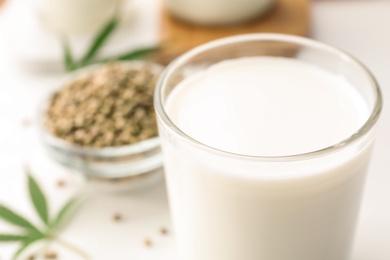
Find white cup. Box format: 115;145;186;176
34;0;123;33
164;0;274;25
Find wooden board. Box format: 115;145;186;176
157;0;310;64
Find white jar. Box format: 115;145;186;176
34;0;123;33
165;0;274;25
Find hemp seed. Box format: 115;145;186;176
45;62;161;148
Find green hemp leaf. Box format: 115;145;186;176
0;167;87;260
62;16;159;71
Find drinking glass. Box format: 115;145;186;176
154;34;382;260
164;0;274;25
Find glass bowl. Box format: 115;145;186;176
37;61;164;192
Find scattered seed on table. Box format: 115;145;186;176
159;227;168;235
22;118;31;128
44;251;57;259
144;238;152;247
113;213;122;222
56;179;66;187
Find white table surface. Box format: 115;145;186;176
0;0;389;259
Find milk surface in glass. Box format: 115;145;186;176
160;57;374;260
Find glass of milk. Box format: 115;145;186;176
33;0;123;33
164;0;274;25
155;34;382;260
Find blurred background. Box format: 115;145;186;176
0;0;389;259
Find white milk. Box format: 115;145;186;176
34;0;122;33
164;0;274;25
161;57;374;260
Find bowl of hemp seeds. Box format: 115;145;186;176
38;61;164;192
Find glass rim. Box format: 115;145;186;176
154;33;382;161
